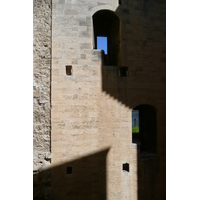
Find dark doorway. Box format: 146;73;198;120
132;104;157;153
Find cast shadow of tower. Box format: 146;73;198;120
34;148;109;200
94;1;166;199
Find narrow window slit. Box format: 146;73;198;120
66;65;72;76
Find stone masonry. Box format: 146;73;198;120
33;0;51;171
33;0;52;199
33;0;166;199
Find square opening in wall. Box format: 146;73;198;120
119;67;129;77
66;65;72;76
66;167;72;175
122;163;129;172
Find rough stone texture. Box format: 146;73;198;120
33;1;52;199
33;0;52;172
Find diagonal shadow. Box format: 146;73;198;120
33;148;109;200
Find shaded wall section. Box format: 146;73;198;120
34;148;109;200
101;0;166;199
138;155;160;200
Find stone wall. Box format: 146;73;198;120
51;1;137;199
33;0;166;199
51;0;165;199
33;0;52;199
33;0;51;177
33;0;52;171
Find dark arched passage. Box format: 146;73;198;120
132;104;157;153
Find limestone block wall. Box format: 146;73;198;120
33;0;52;174
33;1;52;199
33;0;166;199
51;0;137;199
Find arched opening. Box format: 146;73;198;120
132;104;157;153
93;10;120;66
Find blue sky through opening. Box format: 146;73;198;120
97;36;107;54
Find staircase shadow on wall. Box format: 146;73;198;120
101;56;164;200
33;148;109;200
98;3;166;200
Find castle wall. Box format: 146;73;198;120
33;0;166;199
33;0;52;198
51;1;138;199
33;0;52;171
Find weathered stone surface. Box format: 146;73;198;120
33;1;52;199
33;0;51;171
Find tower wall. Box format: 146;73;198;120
33;0;166;199
51;0;165;200
33;0;52;199
33;0;52;173
51;1;137;199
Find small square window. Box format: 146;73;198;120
122;163;129;172
118;67;129;77
66;167;72;175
